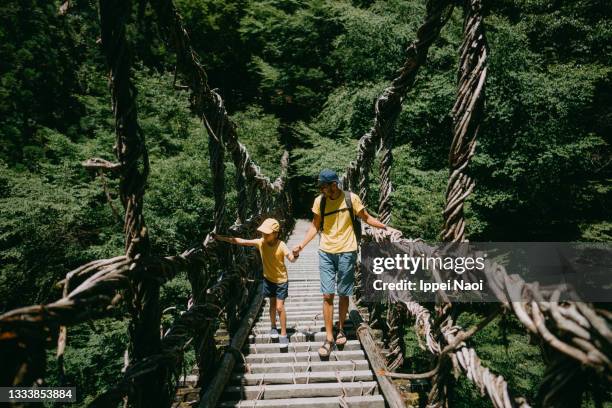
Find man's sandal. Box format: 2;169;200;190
335;329;347;346
318;339;334;358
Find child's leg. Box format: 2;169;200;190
269;296;277;328
276;298;287;336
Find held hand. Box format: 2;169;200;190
292;244;303;257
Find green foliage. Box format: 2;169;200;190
330;1;419;83
134;70;218;254
146;152;214;254
313;82;387;139
469;13;611;240
231;105;283;178
389;145;447;240
580;220;612;242
45;318;129;405
292;122;355;176
0;0;82;164
0;162;107;310
160;274;193;308
239;0;343;118
290;122;357;214
394;69;456;169
175;0;251;107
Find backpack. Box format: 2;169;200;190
319;190;362;243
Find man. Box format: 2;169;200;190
292;169;388;358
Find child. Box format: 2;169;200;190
213;218;297;348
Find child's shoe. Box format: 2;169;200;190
269;327;279;340
279;335;289;349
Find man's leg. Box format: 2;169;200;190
338;295;349;331
337;251;357;334
319;250;338;343
323;293;335;341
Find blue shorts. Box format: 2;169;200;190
319;250;357;296
263;278;288;300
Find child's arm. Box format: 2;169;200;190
213;233;259;247
284;242;298;263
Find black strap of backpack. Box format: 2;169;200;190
319;191;358;238
343;190;360;241
319;194;326;231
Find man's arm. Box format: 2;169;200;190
292;213;321;255
213;234;260;247
356;208;387;229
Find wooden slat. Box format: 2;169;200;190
242;360;371;374
246;340;361;353
230;370;374;385
248;330;355;344
245;350;364;364
218;395;385;407
253;319;352;329
224;381;379;399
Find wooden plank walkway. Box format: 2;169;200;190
174;220;386;407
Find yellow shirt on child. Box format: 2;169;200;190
312;192;364;253
255;238;289;283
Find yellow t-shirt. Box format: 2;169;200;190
312;192;365;253
255;238;289;283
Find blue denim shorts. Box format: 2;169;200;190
263;278;288;300
319;250;357;296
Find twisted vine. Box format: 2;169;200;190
97;1;169;405
441;0;487;244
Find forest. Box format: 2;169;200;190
0;0;610;406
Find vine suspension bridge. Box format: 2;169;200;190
0;0;610;407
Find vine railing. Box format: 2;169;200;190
343;0;611;407
0;0;291;407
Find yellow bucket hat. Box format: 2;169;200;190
257;218;280;234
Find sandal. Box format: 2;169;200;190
335;329;347;346
318;339;334;358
